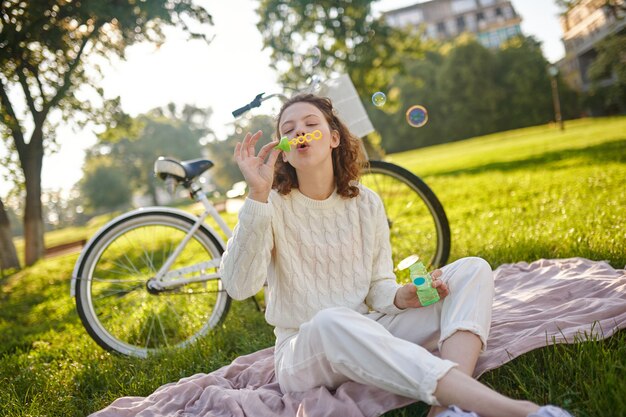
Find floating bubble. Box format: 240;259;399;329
295;46;322;73
372;92;387;107
406;105;428;128
308;46;321;67
310;74;322;92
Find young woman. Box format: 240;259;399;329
220;94;573;417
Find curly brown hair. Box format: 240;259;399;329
272;94;367;198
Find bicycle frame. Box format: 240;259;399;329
70;181;232;297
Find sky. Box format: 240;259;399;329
0;0;566;198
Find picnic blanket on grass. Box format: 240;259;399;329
91;257;626;417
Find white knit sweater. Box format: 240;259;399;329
219;184;403;345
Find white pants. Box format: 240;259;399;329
275;257;495;405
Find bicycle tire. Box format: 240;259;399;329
75;211;231;358
360;160;450;277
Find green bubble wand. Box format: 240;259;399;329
274;130;322;152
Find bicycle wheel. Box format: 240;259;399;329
360;160;450;279
75;211;231;358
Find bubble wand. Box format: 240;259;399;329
274;130;322;152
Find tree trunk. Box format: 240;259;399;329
0;197;20;270
22;133;45;266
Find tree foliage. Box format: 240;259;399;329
0;0;213;265
83;104;208;209
80;157;133;213
438;41;502;141
494;37;557;131
368;36;581;153
256;0;423;95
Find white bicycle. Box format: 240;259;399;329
71;75;450;357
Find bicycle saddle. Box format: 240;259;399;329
154;157;214;182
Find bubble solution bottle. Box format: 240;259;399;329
398;255;440;307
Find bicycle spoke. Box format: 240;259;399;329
141;247;157;275
145;313;155;349
106;257;145;277
91;277;146;284
120;250;145;276
93;283;143;301
155;311;170;348
134;230;158;274
164;298;185;322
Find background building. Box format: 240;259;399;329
384;0;523;49
558;0;626;92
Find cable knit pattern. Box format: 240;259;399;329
220;184;403;345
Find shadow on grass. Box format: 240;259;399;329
0;254;81;356
431;138;626;178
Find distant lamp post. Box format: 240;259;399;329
548;65;564;131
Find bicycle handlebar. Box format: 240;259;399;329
232;93;264;117
232;92;289;118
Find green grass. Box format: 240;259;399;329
1;117;625;416
388;117;626;269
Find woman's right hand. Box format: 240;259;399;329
234;130;281;202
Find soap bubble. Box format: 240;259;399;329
372;92;387;107
310;74;322;92
295;46;322;73
308;46;321;67
406;105;428;128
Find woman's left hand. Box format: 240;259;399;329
393;269;449;309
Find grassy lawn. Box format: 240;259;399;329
1;117;624;417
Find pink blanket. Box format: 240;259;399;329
91;257;626;417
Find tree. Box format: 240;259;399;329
0;1;213;265
436;40;503;141
256;1;424;98
85;105;208;207
495;36;554;130
80;158;133;214
368;49;447;152
0;197;20;271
